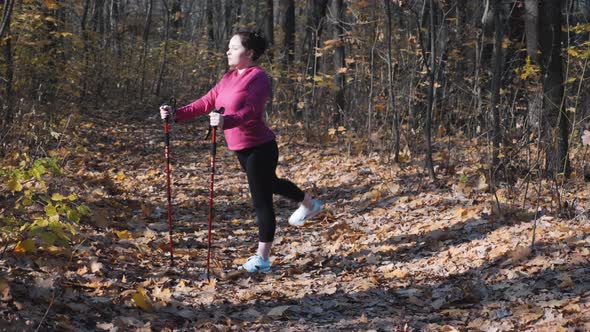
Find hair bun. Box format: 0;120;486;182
235;30;268;61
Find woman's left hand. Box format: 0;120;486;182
209;111;224;129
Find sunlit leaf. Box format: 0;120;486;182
67;209;80;223
7;179;22;193
14;239;36;253
42;0;59;10
132;287;154;312
40;231;57;246
51;193;67;201
114;230;132;239
582;130;590;147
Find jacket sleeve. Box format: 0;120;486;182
222;73;270;129
174;81;221;123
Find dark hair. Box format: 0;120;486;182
235;31;268;61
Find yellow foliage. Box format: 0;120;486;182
132;287;154;312
515;56;540;80
14;239;36;253
42;0;60;10
7;179;22;193
114;230;132;239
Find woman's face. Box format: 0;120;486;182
227;35;253;68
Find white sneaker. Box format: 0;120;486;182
240;255;271;273
288;199;323;226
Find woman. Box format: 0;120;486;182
159;31;322;273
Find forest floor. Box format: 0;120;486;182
1;108;590;331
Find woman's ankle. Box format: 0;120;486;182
257;242;272;260
302;193;313;209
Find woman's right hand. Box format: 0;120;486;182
160;105;173;119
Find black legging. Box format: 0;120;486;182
235;140;305;242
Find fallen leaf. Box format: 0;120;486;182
153;286;172;303
141;204;153;217
116;171;126;182
0;279;11;301
77;266;88;275
91;209;110;228
323;286;338;295
14;239;36;254
67;302;90;313
45;246;72;257
171;308;200;320
558;273;574;289
267;305;291;318
563;303;581;314
148;222;169;231
173;280;191;296
477;175;489;191
582;130;590;146
96;322;115;331
132;287;154;312
383;269;407;279
508;245;531;264
90;260;104;274
407;296;425;306
359;313;368;323
513;304;544;324
114;230;132;239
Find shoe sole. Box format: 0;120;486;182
239;266;271;273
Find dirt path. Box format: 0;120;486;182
1;109;590;331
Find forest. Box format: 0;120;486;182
1;0;590;330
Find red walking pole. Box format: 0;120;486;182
163;98;176;267
206;107;224;281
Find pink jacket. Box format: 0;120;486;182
174;66;276;151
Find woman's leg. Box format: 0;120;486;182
270;146;318;210
237;142;279;246
270;143;306;203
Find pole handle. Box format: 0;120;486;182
205;107;225;140
161;97;177;122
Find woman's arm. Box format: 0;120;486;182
174;82;221;123
222;73;270;129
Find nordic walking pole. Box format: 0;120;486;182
206;107;224;281
163;98;176;267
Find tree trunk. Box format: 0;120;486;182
264;0;274;114
281;0;295;117
425;0;436;180
304;0;328;76
109;0;120;54
540;0;570;177
223;0;232;44
140;0;154;100
524;0;540;63
302;0;328;139
0;0;15;41
524;0;544;133
282;0;295;67
81;0;90;31
264;0;274;60
384;0;400;162
1;0;14;132
155;0;172;98
206;0;215;47
333;0;345;127
171;0;182;39
490;0;503;184
79;0;91;104
367;5;376;154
